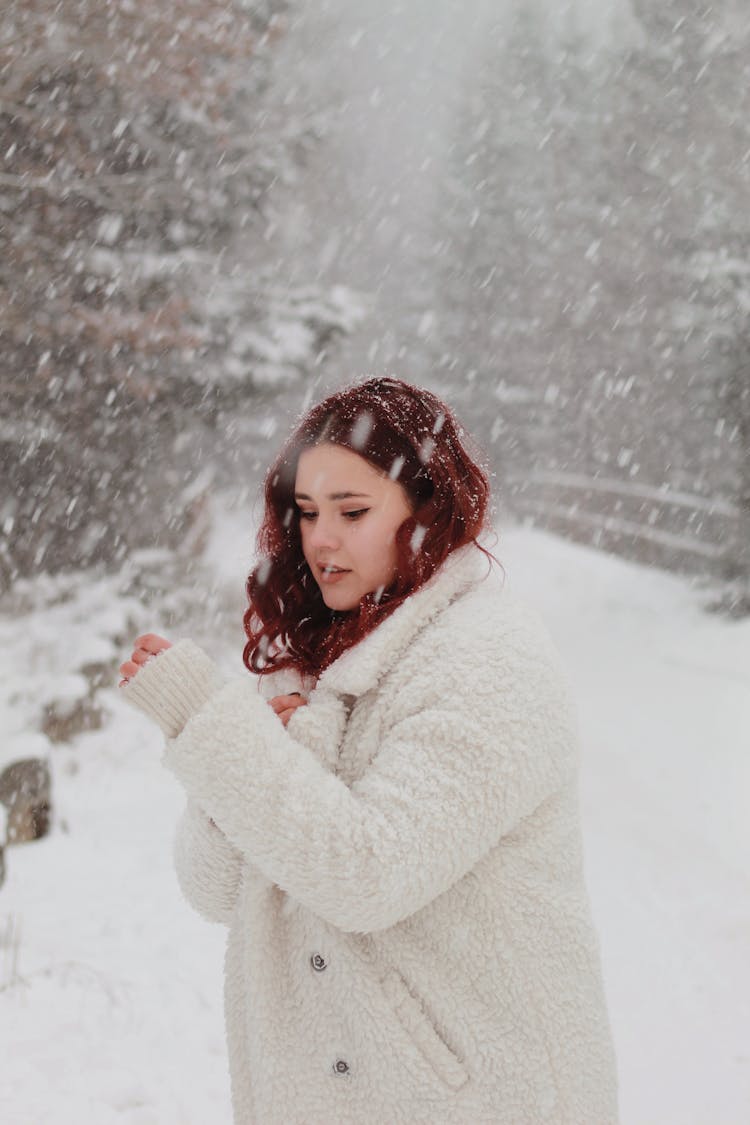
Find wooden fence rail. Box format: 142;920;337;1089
505;471;740;577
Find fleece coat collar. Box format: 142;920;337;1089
315;542;493;698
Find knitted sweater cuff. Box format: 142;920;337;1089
120;638;225;739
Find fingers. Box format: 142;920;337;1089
268;695;307;725
119;659;139;682
119;634;172;687
134;634;172;655
268;694;304;714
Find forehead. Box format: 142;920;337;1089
295;443;385;492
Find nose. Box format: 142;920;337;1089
306;512;340;551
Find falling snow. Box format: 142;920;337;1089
2;0;750;1121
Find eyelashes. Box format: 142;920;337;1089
297;509;370;522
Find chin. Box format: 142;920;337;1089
319;587;361;612
322;594;360;612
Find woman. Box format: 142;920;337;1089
120;377;619;1124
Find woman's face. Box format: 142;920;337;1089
294;443;413;611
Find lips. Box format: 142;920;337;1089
318;564;351;583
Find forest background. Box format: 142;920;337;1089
2;0;750;604
1;2;749;1122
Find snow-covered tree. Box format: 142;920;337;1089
427;0;750;590
0;0;364;591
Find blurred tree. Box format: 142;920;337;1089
0;0;288;588
431;0;750;587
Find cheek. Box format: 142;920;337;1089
362;518;402;575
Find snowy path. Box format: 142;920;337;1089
502;531;750;1125
1;517;748;1124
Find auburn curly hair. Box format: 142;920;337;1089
243;377;492;678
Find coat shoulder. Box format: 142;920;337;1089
415;564;563;679
391;564;577;738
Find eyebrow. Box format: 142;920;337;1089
294;491;373;501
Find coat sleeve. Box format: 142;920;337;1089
173;799;243;925
125;622;578;934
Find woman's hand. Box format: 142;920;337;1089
269;693;307;727
119;633;172;687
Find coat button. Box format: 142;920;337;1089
333;1059;349;1075
310;952;327;972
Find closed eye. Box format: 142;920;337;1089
296;507;369;522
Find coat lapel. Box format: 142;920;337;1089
317;543;494;700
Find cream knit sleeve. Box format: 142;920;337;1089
120;638;227;738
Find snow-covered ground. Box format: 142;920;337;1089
1;512;748;1125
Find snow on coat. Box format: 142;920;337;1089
123;542;619;1124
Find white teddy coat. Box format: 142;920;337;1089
124;543;618;1124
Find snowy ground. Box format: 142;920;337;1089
1;510;748;1125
